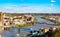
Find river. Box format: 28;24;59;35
2;16;55;37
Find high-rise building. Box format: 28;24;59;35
0;12;4;31
0;12;4;26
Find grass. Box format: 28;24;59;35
41;16;60;26
11;22;34;27
41;16;60;37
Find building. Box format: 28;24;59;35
0;12;4;26
0;12;4;31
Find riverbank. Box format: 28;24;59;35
52;28;60;37
41;16;60;26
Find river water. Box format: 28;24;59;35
2;16;55;37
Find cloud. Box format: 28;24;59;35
51;0;56;2
0;4;60;13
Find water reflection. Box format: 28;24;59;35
0;16;55;37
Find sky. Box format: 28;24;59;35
0;0;60;13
